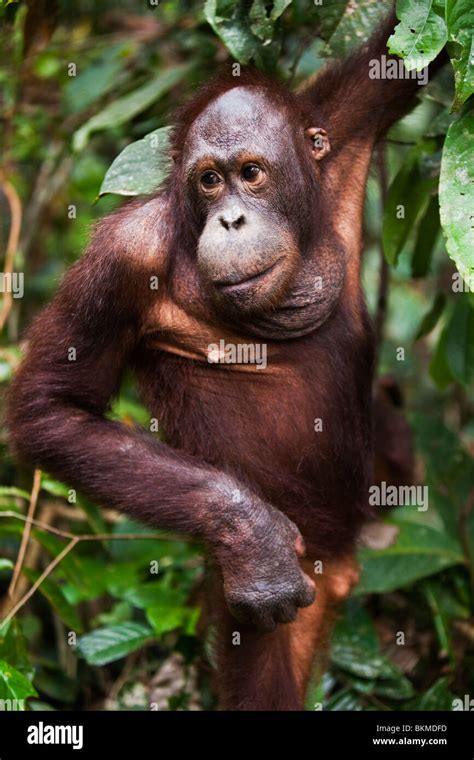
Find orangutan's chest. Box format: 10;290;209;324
141;294;281;372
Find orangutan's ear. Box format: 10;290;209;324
305;127;331;161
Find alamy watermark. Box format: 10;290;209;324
0;272;24;299
27;721;83;750
452;695;474;711
207;339;267;369
0;698;25;710
452;269;474;293
369;481;429;512
369;55;428;86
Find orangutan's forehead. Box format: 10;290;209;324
184;87;293;165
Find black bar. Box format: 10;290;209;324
0;710;472;757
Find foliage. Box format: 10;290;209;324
0;0;473;711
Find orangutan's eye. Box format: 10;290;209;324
241;163;261;182
201;170;222;188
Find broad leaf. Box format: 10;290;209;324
325;688;364;711
356;522;463;594
429;322;454;389
388;0;447;70
73;67;188;151
445;0;474;109
411;193;440;277
445;297;474;384
413;677;456;710
411;413;474;538
325;0;392;57
204;0;261;64
0;660;37;705
99;127;171;197
146;605;192;636
250;0;291;42
64;43;134;114
331;601;414;699
77;622;154;666
0;620;34;681
383;143;438;265
415;292;446;339
122;583;187;610
0;486;31;501
22;568;83;633
439;109;474;282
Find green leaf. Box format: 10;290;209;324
383;143;438;265
445;0;474;109
122;583;187;610
411;412;473;537
0;356;13;382
76;497;108;536
388;0;448;70
331;601;414;699
450;568;472;609
0;660;37;705
22;568;84;633
0;522;23;539
121;582;198;636
31;532;89;593
414;292;446;339
249;1;273;42
33;662;79;704
439;109;474;283
445;297;474;384
40;476;70;499
73;66;188;152
40;476;106;534
325;687;364;711
28;700;56;711
99;127;171;198
109;395;152;425
204;0;282;68
423;580;454;658
41;476;107;535
333;607;374;666
60;562;109;605
204;0;261;64
271;0;292;20
93;601;133;627
250;0;291;42
0;486;31;501
0;620;34;681
325;0;392;57
425;106;457;137
145;604;191;636
60;558;141;604
357;522;463;594
304;672;325;711
374;672;414;700
64;44;134;114
412;677;456;710
0;558;13;571
332;600;378;668
429;322;454;388
312;0;347;42
107;518;198;564
411;193;440;277
77;622;154;666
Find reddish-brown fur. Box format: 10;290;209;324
7;14;436;709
